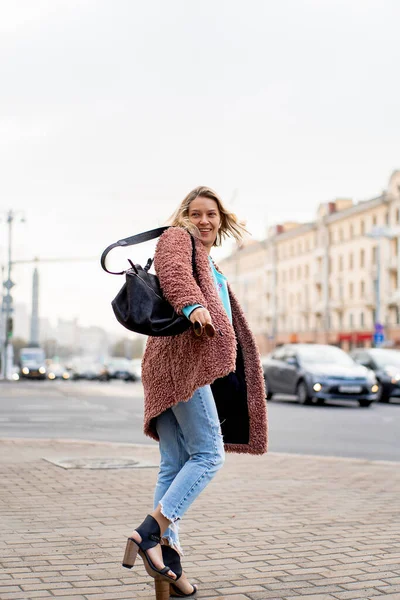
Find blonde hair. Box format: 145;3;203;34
168;186;249;247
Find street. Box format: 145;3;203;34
0;379;399;461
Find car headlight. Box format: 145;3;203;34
62;372;70;380
313;382;322;392
371;384;379;393
39;366;46;374
48;372;56;380
12;373;19;381
22;367;29;375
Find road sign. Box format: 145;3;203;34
373;333;385;346
2;295;13;305
1;305;14;313
3;279;15;290
374;322;384;333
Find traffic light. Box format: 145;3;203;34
6;317;13;339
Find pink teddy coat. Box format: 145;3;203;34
141;226;268;455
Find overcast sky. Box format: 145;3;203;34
0;0;399;337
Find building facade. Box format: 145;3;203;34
220;171;400;354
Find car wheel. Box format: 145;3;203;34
376;382;390;403
264;376;273;400
359;400;372;408
296;381;312;405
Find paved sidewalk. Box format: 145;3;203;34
0;439;399;600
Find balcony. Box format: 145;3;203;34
388;256;399;272
363;292;376;308
387;291;400;306
314;271;324;285
330;298;344;311
314;301;324;315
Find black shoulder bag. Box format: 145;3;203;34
100;227;196;337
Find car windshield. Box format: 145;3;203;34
20;349;45;362
297;345;355;367
368;349;400;368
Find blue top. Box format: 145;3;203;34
182;256;232;323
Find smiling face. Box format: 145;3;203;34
188;196;222;252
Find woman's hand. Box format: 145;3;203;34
189;307;213;327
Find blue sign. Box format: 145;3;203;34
373;333;385;345
374;322;384;333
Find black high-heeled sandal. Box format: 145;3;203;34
161;544;197;597
122;515;176;584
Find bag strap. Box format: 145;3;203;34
100;226;196;276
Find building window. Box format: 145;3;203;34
349;282;353;298
396;208;400;224
339;228;343;242
360;220;365;235
396;306;400;325
350;224;354;238
373;215;377;226
372;246;378;264
305;264;309;278
339;256;343;271
385;211;390;225
349;253;353;269
297;266;301;279
349;313;354;328
360;312;364;328
360;280;365;296
360;249;365;268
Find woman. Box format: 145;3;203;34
123;186;268;599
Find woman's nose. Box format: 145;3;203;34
199;215;209;224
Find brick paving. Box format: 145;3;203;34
0;438;399;600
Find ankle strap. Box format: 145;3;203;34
135;515;161;551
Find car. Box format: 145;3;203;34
69;360;110;381
46;363;70;381
351;348;400;403
19;347;47;380
262;343;379;407
130;358;142;381
106;358;137;381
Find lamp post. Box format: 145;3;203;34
0;210;25;379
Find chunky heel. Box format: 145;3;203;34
155;577;170;600
162;544;197;597
122;538;139;569
122;515;175;582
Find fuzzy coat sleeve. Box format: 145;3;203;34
154;227;208;314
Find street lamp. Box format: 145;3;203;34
365;225;400;347
0;210;25;379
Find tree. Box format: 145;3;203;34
12;338;28;362
111;337;144;359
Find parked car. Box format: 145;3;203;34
262;344;379;407
70;360;109;381
130;358;142;381
11;364;20;381
46;363;70;381
351;348;400;403
106;358;137;381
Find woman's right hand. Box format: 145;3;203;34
189;307;213;327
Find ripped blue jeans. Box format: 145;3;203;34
154;384;225;555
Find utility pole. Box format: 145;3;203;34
0;265;6;378
1;211;17;379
